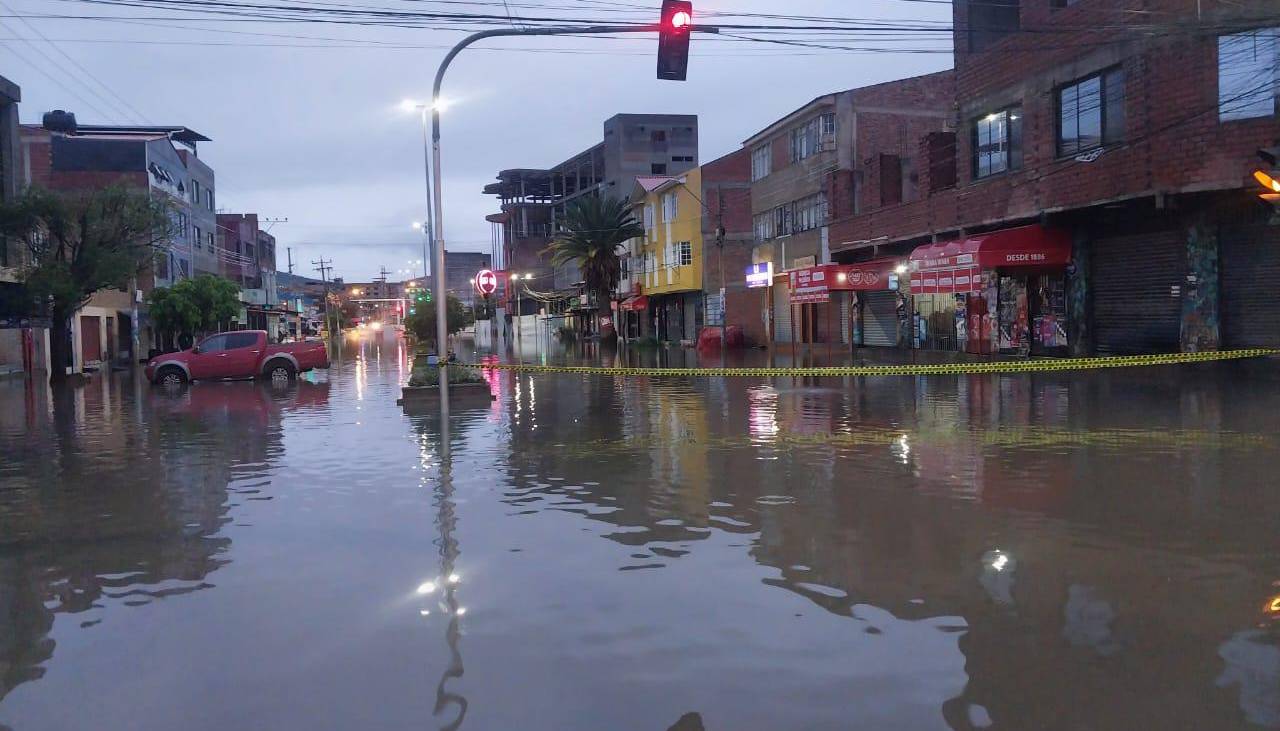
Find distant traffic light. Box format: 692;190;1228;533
657;0;693;81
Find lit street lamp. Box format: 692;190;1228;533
402;99;446;358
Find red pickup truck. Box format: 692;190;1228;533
145;330;329;385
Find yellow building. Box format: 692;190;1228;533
624;171;705;343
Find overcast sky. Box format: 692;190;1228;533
1;0;951;282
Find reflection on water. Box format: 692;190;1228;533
1;338;1279;729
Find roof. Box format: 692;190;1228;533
74;125;210;145
742;92;838;147
629;175;676;204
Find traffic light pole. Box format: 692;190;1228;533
428;22;719;367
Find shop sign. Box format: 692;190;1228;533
745;262;773;288
789;266;833;304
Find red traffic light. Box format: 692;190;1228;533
657;0;693;81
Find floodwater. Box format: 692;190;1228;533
1;335;1279;731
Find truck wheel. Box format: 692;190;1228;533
156;366;188;386
265;360;297;383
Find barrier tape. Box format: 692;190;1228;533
455;348;1280;378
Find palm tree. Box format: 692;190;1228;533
544;196;643;340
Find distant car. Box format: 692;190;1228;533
145;330;330;385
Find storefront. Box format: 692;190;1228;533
842;259;904;348
777;260;904;348
909;225;1071;356
618;295;648;340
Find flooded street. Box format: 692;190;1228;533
2;337;1279;730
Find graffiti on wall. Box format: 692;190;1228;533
1181;223;1221;353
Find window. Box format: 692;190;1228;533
774;204;793;237
751;144;771;181
176;211;189;239
1050;0;1078;7
644;204;655;231
651;130;667;143
678;241;692;267
207;231;215;252
224;332;258;349
820;112;836;137
206;189;214;212
973;105;1023;178
1218;29;1279;121
754;211;774;242
661;191;678;222
671;155;694;163
193;225;202;247
651;163;667;175
198;334;228;353
191;179;200;203
793;194;828;232
791;116;824;162
1057;68;1124;157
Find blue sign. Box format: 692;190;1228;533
745;262;773;288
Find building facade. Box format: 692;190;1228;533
698;148;758;344
0;75;44;377
827;0;1280;355
742;71;955;346
216;213;282;337
484;113;700;303
621;171;705;343
20;116;212;367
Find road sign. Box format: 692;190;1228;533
475;269;498;297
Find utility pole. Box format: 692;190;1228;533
286;247;294;274
313;258;335;335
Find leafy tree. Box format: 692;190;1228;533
183;274;241;332
146;285;201;346
543;196;643;340
0;186;174;383
145;274;241;346
405;293;471;349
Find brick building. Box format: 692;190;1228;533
828;0;1280;355
741;71;955;347
216;213;281;336
698;148;760;344
19;114;212;367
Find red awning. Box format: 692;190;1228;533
621;295;649;312
787;259;904;304
909;225;1070;294
841;258;901;290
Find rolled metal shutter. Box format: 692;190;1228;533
837;292;850;345
1092;231;1185;354
773;280;792;343
863;290;898;347
1220;224;1280;348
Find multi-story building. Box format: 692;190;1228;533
19;114;212;366
622;171;705;343
179;149;219;277
0;75;40;377
216;213;281;336
484;113;700;309
742;71;955;346
828;0;1280;356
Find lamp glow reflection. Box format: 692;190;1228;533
416;581;437;595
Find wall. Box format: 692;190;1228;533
639;170;704;298
832;0;1279;256
178;150;219;277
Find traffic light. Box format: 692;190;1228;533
657;0;692;81
1256;146;1280;205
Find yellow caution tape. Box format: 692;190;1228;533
455;348;1279;378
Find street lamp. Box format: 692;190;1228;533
403;99;445;357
